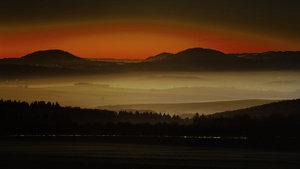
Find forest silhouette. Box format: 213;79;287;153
1;99;300;138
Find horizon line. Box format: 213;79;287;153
1;47;300;60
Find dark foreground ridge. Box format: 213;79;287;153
1;99;300;169
1;99;300;140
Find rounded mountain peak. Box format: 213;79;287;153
176;48;224;56
21;49;81;61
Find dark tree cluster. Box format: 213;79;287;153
0;99;186;136
117;110;184;124
1;99;300;138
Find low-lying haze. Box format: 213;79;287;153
1;71;299;115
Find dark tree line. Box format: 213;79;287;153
0;99;187;136
1;99;300;138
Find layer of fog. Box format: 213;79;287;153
0;71;299;114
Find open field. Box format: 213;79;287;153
1;137;300;169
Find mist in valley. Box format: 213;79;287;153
1;71;299;115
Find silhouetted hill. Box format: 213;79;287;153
0;50;86;79
1;48;300;79
140;48;300;71
22;49;81;60
140;48;241;71
1;50;83;65
0;49;121;79
144;48;225;63
20;49;86;66
212;99;300;118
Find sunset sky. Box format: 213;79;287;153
1;0;300;59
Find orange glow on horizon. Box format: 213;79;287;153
0;21;296;59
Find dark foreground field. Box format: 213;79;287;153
1;136;300;169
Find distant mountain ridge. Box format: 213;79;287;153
0;48;300;79
140;48;300;71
